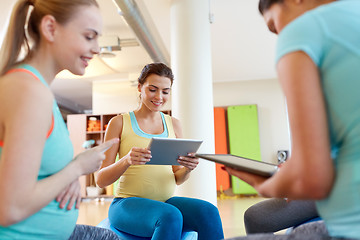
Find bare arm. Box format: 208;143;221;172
96;115;127;188
226;52;335;199
0;74;117;226
96;115;151;188
171;117;199;185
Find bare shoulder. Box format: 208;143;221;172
108;114;124;128
170;116;183;138
0;72;53;121
170;116;181;128
1;71;53;95
104;114;124;140
0;72;54;147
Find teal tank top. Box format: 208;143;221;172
0;64;77;239
276;1;360;238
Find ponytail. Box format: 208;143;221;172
0;0;32;76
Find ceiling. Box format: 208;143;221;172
0;0;278;115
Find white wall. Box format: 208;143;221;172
92;79;172;114
210;0;278;82
0;2;14;47
93;78;290;164
213;79;290;164
143;0;279;82
92;80;141;115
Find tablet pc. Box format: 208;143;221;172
147;137;203;165
195;153;278;177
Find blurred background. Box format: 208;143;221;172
0;0;277;117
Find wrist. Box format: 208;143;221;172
121;156;132;168
184;167;192;174
69;159;83;178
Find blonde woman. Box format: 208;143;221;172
0;0;118;239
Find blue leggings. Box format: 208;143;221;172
108;196;224;240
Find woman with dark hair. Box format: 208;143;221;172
225;0;360;239
96;63;224;240
0;0;119;239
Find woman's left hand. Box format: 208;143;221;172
224;166;268;190
177;153;199;171
56;179;81;210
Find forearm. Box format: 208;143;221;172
256;166;302;198
174;166;192;185
256;158;333;200
97;157;130;188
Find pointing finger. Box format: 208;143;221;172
95;138;119;153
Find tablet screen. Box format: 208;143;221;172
195;153;278;177
147;137;203;165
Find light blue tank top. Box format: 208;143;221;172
276;1;360;238
0;64;77;239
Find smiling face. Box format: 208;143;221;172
138;74;172;112
53;5;102;75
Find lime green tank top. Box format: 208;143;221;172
115;112;177;202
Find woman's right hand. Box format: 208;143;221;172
126;147;151;165
75;138;119;176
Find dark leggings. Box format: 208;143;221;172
244;198;318;234
68;224;120;240
108;196;224;240
226;221;357;240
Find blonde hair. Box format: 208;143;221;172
0;0;99;76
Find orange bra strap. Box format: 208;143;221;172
47;115;54;138
7;68;40;80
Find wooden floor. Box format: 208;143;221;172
77;195;266;239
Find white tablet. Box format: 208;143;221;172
147;137;203;165
195;153;278;177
